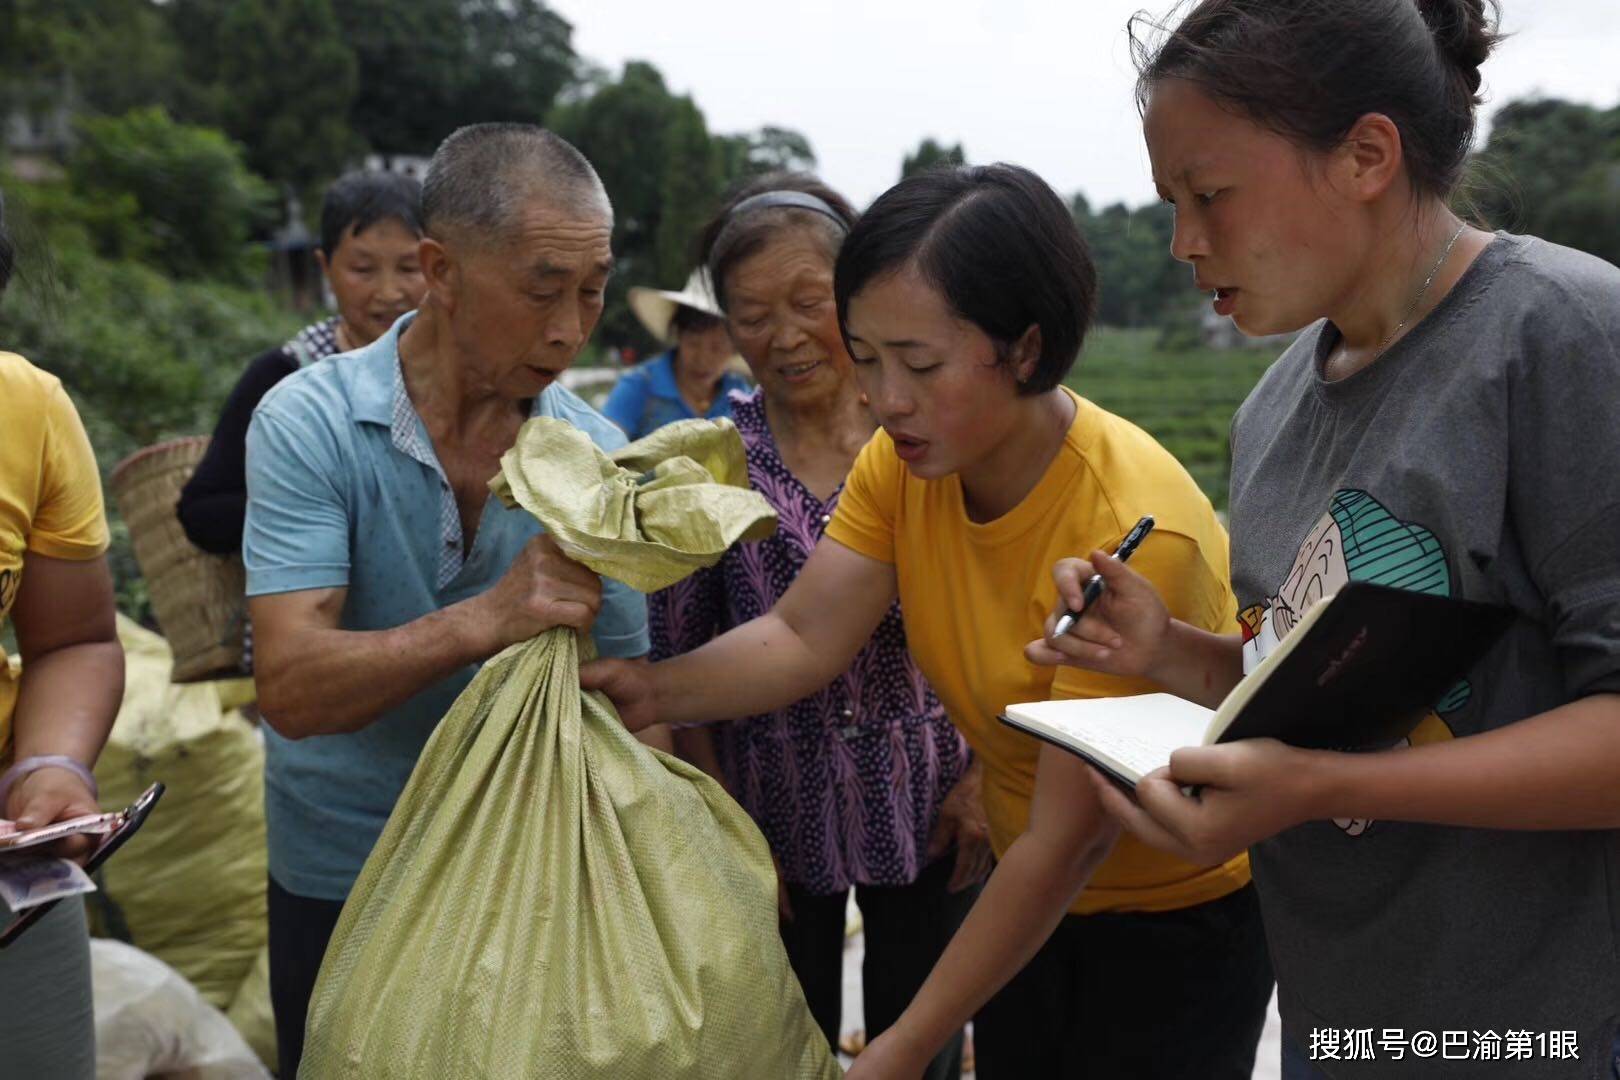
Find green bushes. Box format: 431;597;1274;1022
3;113;303;616
1068;328;1277;511
68;107;276;282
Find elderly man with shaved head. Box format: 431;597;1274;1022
241;124;654;1075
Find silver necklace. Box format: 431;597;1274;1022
1371;221;1469;359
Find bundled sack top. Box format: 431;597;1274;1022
301;417;842;1080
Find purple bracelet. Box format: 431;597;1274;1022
0;755;98;817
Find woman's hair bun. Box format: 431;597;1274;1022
1415;0;1502;96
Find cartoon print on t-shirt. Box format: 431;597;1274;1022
1236;489;1466;837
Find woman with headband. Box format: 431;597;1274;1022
590;164;1272;1078
646;174;982;1077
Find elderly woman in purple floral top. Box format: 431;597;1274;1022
649;174;990;1079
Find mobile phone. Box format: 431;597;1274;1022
0;810;122;853
0;782;165;949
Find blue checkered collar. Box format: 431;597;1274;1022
347;312;413;428
351;311;558;589
351;311;551;433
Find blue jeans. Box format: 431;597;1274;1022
1284;1032;1620;1078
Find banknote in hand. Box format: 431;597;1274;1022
0;854;96;912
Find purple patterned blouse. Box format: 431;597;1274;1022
650;389;971;895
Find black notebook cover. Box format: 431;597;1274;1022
1217;581;1516;750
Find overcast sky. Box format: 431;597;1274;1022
546;0;1620;211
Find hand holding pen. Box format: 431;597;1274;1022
1025;515;1173;681
1053;516;1155;636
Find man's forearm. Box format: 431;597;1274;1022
254;598;496;738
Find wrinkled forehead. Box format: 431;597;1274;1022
726;227;837;303
492;198;615;281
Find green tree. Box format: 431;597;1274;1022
68;108;276;281
333;0;577;158
655;98;721;285
1539;162;1620;269
0;0;71;102
328;0;461;157
166;0;361;192
1073;199;1185;329
1475;99;1616;227
715;125;817;187
218;0;361;191
3;172;304;616
0;1;195;122
1475;97;1620;267
549;61;726;348
901;137;965;179
458;0;578;126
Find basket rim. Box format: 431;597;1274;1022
110;435;211;487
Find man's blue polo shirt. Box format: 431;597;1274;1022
243;313;649;901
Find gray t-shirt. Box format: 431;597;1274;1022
1229;233;1620;1078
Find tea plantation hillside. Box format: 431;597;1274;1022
1067;328;1280;509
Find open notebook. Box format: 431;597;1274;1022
1001;582;1515;788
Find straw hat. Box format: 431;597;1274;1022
628;269;724;344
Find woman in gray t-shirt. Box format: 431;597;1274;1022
1030;2;1620;1077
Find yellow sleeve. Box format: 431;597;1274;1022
1050;529;1234;700
30;381;109;561
824;428;901;565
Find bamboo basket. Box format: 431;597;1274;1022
110;437;247;683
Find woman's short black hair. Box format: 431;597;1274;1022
1132;0;1503;199
698;172;858;312
670;303;724;337
0;187;14;296
320;170;425;257
833;163;1098;395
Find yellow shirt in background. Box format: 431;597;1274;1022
826;388;1249;915
0;352;111;767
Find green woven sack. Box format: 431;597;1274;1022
300;418;841;1079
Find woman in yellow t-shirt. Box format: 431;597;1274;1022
584;164;1272;1078
0;188;125;1079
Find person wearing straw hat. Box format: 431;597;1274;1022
602;269;751;440
0;184;124;1079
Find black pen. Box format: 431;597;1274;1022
1053;515;1155;637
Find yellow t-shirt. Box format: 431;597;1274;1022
0;352;110;767
826;388;1249;915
